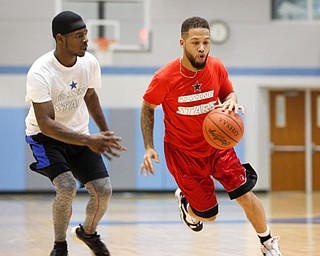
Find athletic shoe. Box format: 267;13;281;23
50;241;68;256
261;236;282;256
71;224;110;256
174;188;203;232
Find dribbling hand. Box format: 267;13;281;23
215;102;245;114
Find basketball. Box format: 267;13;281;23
202;108;244;149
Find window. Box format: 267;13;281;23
272;0;320;20
313;0;320;19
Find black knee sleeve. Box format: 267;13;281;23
190;204;219;219
228;163;258;200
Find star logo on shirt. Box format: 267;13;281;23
69;81;77;89
193;81;202;92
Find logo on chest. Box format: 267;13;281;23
69;81;77;89
192;81;202;92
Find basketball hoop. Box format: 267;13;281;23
93;37;118;66
95;37;118;51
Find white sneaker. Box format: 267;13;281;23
261;236;282;256
174;188;203;232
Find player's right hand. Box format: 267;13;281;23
140;147;159;176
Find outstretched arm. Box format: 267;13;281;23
140;100;159;176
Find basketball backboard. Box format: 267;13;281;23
55;0;151;53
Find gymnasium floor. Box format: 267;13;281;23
1;191;319;256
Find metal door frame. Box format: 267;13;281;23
305;89;312;193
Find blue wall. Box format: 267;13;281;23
0;104;245;192
2;66;319;192
0;108;26;191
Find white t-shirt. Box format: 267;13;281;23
25;50;102;136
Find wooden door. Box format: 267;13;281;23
270;90;305;191
312;91;320;190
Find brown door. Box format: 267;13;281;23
312;91;320;191
270;90;305;191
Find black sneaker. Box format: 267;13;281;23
50;241;68;256
71;224;110;256
175;188;203;232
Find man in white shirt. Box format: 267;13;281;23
25;11;126;256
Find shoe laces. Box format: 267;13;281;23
90;233;104;244
262;236;282;255
186;214;200;224
84;232;103;242
265;236;280;247
181;198;200;225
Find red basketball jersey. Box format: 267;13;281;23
143;56;234;157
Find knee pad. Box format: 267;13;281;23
191;204;219;219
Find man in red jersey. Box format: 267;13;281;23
139;16;282;256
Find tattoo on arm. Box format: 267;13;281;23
141;104;155;149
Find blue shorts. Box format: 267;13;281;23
26;133;108;184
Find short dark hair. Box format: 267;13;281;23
181;16;210;37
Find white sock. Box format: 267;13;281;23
257;225;270;237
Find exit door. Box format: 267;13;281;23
312;91;320;190
270;90;320;191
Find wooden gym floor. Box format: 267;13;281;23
0;191;319;256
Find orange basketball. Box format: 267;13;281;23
202;108;244;149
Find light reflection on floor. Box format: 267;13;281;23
1;191;319;256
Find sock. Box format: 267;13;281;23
257;225;272;244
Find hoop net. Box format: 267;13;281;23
93;37;118;66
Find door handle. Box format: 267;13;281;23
312;143;320;153
270;143;305;153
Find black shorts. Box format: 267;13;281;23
26;133;109;184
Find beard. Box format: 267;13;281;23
65;41;86;58
185;49;208;70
